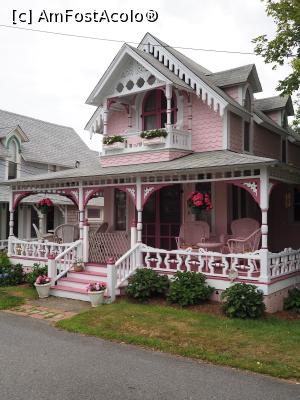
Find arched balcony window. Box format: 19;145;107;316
8;139;18;180
142;89;176;131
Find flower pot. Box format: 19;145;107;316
88;290;104;307
73;263;84;272
34;282;52;298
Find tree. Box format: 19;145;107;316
252;0;300;134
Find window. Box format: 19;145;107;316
281;139;287;163
7;139;18;180
114;189;126;231
282;111;288;128
244;89;251;112
87;208;102;221
142;89;176;131
293;188;300;222
243;121;250;152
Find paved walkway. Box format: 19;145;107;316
0;312;299;400
4;296;90;322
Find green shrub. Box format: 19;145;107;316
0;252;24;286
221;283;265;319
167;271;214;307
126;268;169;302
25;263;47;286
284;288;300;314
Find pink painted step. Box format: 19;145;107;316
71;270;107;278
59;277;96;285
51;284;87;294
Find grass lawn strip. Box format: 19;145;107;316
57;299;300;381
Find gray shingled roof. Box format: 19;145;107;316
3;150;276;185
254;95;294;116
206;64;262;92
0;109;98;168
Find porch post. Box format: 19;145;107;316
136;178;143;243
130;219;137;248
259;167;270;282
8;190;14;256
103;98;108;136
83;219;90;263
78;184;84;241
166;83;172;131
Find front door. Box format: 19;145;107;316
142;185;181;250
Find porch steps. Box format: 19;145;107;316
50;285;91;302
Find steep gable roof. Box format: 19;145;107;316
254;95;294;116
0;109;98;168
206;64;262;92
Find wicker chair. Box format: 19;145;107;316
231;218;260;240
175;221;212;249
53;224;79;243
227;228;262;253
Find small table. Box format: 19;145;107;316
197;242;224;252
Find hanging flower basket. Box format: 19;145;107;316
187;191;213;216
36;198;54;215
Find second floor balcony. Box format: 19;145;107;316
101;126;192;156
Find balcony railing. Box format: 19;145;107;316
102;127;192;156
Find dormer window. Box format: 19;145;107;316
142;89;176;131
7;139;18;180
282;111;288;129
244;89;252;112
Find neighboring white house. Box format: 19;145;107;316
0;109;103;239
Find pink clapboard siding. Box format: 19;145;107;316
191;94;223;151
288;142;300;168
107;109;136;135
253;123;281;159
229;112;243;152
224;86;240;102
101;150;189;167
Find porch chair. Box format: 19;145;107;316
32;223;53;241
227;228;262;253
94;222;109;234
175;221;214;249
53;224;79;243
231;218;260;240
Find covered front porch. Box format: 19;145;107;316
4;152;300;311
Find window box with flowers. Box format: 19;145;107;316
140;129;168;146
37;198;54;215
187;191;213;217
86;282;106;307
102;135;125;150
34;275;52;298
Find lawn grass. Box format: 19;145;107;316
0;284;37;310
57;299;300;381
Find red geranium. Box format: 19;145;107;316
37;198;53;214
187;191;213;214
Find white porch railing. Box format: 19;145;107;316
269;248;300;279
8;236;76;260
115;243;142;287
141;245;261;280
55;240;83;281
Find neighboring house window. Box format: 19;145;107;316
7;139;18;180
87;207;102;222
243;121;250;152
142;89;176;130
281;139;287;163
114;189;126;230
293;188;300;222
244;89;252;112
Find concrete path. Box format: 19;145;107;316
0;312;299;400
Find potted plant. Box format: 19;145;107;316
187;191;213;216
34;275;52;298
72;259;84;272
37;198;54;215
140;129;168;145
86;282;106;307
103;135;125;149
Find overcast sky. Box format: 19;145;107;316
0;0;292;151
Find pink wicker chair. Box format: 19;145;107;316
175;221;212;249
227;228;262;253
231;218;260;240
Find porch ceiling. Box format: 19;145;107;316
1;150;278;188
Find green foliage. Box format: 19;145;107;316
0;289;24;309
140;129;168;139
126;268;169;302
0;252;24;286
252;0;300;134
221;283;266;319
103;135;124;145
25;263;47;287
284;288;300;313
167;271;214;307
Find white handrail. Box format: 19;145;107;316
55;240;83;281
115;243;142;288
55;240;82;261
